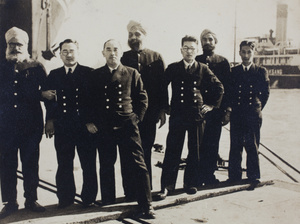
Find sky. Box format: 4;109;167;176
44;0;300;70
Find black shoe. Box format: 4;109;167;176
82;202;95;208
247;179;260;191
57;201;73;209
157;188;169;200
101;199;115;206
0;202;19;219
143;206;155;219
24;201;45;212
123;196;136;202
185;186;197;195
226;178;242;184
135;206;155;219
204;178;220;186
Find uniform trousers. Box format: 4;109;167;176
228;112;262;180
54;132;97;205
97;116;152;210
198;109;223;183
121;112;157;199
160;115;205;191
0;130;42;203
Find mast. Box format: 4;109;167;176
233;0;237;65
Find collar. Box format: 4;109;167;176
64;63;77;74
183;60;195;69
108;64;119;73
242;63;252;71
132;48;144;54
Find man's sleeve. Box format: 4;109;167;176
259;67;270;110
43;71;57;121
132;70;148;121
202;65;224;108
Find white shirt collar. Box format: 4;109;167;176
64;63;77;74
242;63;252;71
108;64;119;73
183;60;195;69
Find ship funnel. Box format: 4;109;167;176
276;4;288;44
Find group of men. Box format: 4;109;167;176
0;20;270;220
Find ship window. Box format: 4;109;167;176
260;58;264;64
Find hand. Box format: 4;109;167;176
42;90;56;100
86;123;98;134
157;110;166;129
45;120;55;138
221;110;231;126
201;104;213;115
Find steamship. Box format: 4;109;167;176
245;4;300;88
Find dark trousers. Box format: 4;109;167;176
0;131;42;203
228;113;262;180
121;112;157;199
160;115;205;191
199;110;222;183
54;132;97;204
98;117;152;209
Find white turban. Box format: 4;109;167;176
127;20;147;35
5;27;29;45
200;29;218;44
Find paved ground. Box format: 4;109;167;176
0;89;299;223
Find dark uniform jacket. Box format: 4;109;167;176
86;64;148;129
44;64;93;135
195;53;231;111
228;64;270;116
0;60;46;138
164;60;224;121
121;49;165;118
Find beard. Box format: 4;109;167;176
128;39;142;51
202;44;215;53
5;48;30;63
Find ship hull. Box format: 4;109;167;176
269;74;300;88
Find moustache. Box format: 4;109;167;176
9;50;22;55
129;39;141;44
203;44;213;48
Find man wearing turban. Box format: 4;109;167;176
195;29;231;186
0;27;49;219
120;20;167;201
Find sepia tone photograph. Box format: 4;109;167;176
0;0;299;223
